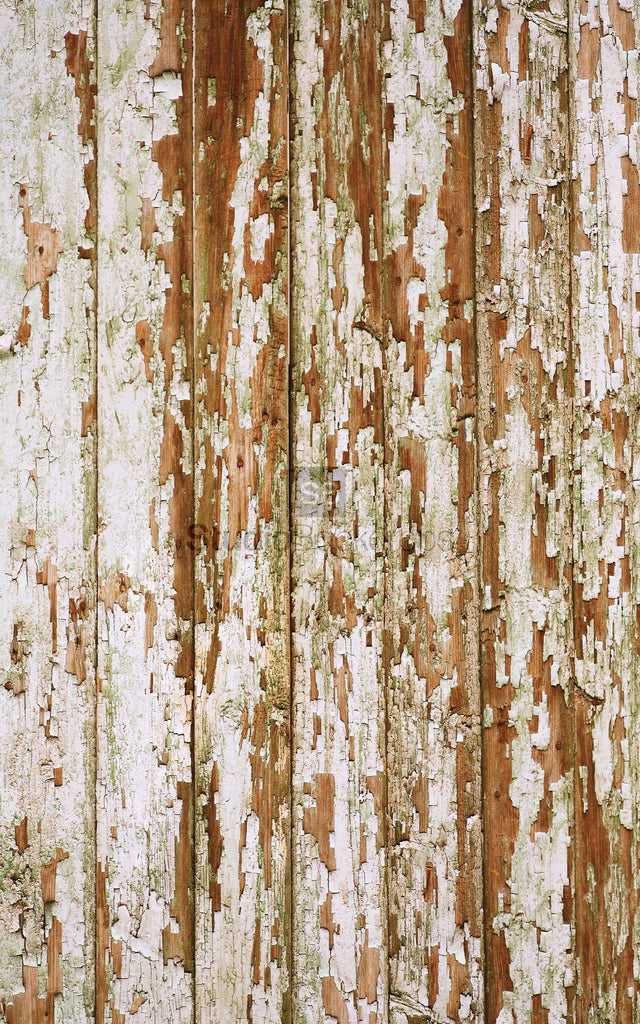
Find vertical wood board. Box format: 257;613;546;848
571;0;640;1016
193;1;291;1020
0;1;97;1020
474;3;575;1021
96;0;194;1018
290;0;387;1020
382;0;483;1021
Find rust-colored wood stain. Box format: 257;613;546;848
1;1;639;1022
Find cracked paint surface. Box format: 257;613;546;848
5;2;640;1023
475;2;575;1021
383;0;483;1021
571;0;640;1017
380;0;481;1019
193;1;290;1022
290;1;387;1021
0;0;96;1020
96;0;194;1019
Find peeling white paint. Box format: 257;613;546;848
0;1;96;1019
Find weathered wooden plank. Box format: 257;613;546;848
193;2;290;1021
382;1;483;1020
0;1;96;1020
474;3;575;1021
289;1;387;1020
96;0;194;1019
570;2;640;1017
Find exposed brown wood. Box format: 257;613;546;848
0;1;97;1019
5;4;640;1022
474;2;575;1020
193;0;291;1019
96;0;194;1018
383;0;483;1020
570;0;640;1017
290;0;387;1019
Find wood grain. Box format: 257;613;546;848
571;0;640;1016
474;2;575;1020
383;0;483;1021
3;4;640;1022
0;1;96;1020
96;0;194;1019
289;1;387;1020
193;2;291;1020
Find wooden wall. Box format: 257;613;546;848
0;0;639;1021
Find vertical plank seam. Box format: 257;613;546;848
566;3;578;1016
93;0;100;1013
468;6;489;1019
191;0;197;1014
379;0;392;1016
286;0;294;1016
